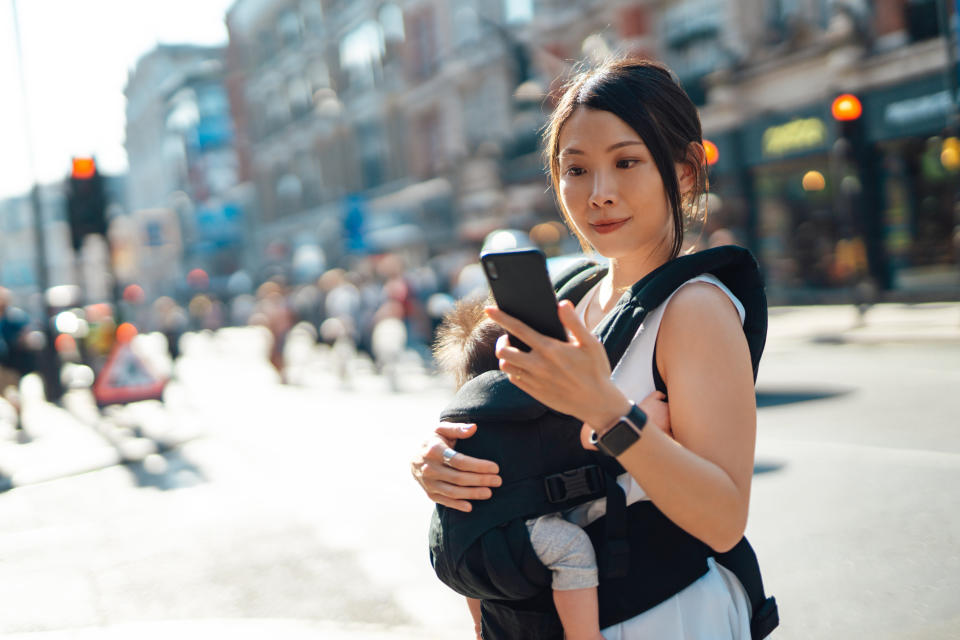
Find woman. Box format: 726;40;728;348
412;58;758;639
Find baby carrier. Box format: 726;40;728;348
429;245;779;639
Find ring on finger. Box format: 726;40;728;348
441;447;458;467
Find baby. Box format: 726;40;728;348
434;295;605;640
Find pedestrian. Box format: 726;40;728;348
411;58;764;639
0;287;33;428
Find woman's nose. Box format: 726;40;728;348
589;172;617;208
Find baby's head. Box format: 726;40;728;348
433;295;505;389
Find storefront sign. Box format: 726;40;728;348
741;104;835;166
761;118;828;159
865;74;960;142
884;91;954;128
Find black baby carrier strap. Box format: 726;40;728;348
432;246;777;639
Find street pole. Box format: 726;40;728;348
11;0;63;402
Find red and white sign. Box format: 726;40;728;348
92;342;167;406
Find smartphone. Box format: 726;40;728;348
480;248;567;352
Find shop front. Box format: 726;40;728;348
863;74;960;296
740;105;867;303
700;129;754;252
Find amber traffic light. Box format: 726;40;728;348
831;94;862;122
66;157;107;250
703;139;719;166
71;157;97;180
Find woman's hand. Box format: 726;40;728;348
580;390;672;449
410;423;502;512
486;300;629;428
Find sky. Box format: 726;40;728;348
0;0;237;199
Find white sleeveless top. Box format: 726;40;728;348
567;274;753;640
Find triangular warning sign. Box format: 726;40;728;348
92;342;167;406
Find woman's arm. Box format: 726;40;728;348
611;283;756;551
487;287;756;552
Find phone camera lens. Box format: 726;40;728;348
485;261;499;280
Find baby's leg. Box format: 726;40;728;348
526;514;603;640
553;587;602;640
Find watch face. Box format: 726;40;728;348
599;420;641;456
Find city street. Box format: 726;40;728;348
0;303;957;639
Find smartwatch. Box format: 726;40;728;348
593;403;647;457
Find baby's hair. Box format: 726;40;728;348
433;295;505;389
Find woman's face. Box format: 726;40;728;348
556;107;675;260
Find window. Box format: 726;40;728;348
766;0;801;40
197;86;229;119
453;1;481;49
905;0;942;42
287;77;312;117
356;120;387;189
406;7;438;80
463;75;507;146
276;170;303;216
257;29;276;67
504;0;533;24
380;3;405;43
301;0;323;36
413;110;444;177
339;20;385;90
277;10;302;47
296;150;320;206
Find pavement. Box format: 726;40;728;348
0;300;955;639
765;301;960;346
1;300;948;493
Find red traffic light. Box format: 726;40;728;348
71;157;97;180
831;94;862;122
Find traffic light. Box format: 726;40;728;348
66;157;107;250
831;93;865;152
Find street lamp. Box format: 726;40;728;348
10;0;63;401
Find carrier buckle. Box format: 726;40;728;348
544;465;604;503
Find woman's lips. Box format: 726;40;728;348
590;218;630;234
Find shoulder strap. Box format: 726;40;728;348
551;257;599;292
552;259;607;305
716;539;780;639
594;245;766;376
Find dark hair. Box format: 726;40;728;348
544;58;708;258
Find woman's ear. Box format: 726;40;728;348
676;142;705;196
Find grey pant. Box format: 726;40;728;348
525;512;599;591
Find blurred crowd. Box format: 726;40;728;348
1;248;498;399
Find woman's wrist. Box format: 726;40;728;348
582;384;632;436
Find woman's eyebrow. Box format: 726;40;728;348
606;140;645;151
559;140;646;157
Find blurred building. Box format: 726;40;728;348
224;0;594;282
0;173;126;315
696;0;959;302
124;44;244;302
222;0;958;302
0;184;71;310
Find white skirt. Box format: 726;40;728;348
600;558;753;640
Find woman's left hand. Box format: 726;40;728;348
486;300;629;428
